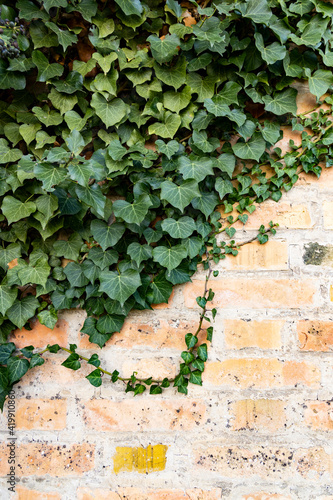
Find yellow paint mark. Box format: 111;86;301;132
330;285;333;302
113;444;168;474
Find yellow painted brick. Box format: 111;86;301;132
323;201;333;229
15;487;61;500
224;320;284;349
0;443;94;476
184;279;316;309
82;399;206;431
203;359;320;389
77;488;222;500
194;446;332;479
304;401;333;431
221;241;288;271
113;444;167;474
16;398;67;430
219;202;313;230
229;399;286;431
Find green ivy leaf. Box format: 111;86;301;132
7;357;30;384
115;0;143;16
32;50;64;82
2;196;36;225
307;69;333;99
6;296;39;330
147;33;180;64
45;22;78;51
99;269;142;306
262;88;298;116
232;133;266;162
161;216;196;238
127;243;153;266
86;369;102;387
178;156;214;182
160;180;200;211
152;244;187;271
61;353;81;370
91;93;129;127
148;112;182;139
91;220;125;251
113;195;152;224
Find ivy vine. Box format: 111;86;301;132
0;0;333;409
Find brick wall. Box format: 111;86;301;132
0;85;333;499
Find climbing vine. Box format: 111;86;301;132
0;0;333;408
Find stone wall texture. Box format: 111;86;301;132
0;86;333;500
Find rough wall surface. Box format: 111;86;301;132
0;88;333;500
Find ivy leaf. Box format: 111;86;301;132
32;50;64;82
215;179;234;200
260;121;281;144
53;233;83;260
6;296;39;330
96;314;124;334
153;244;187;271
113;195;152;224
0;138;23;164
147;273;173;304
64;262;89;287
232;133;266;162
34;164;67;191
45;22;78;51
115;0;143;16
160;180;200;211
65;130;85;156
178;156;214;182
18;257;51;287
155;139;179;159
91;93;129;127
191;192;219;218
163;86;192;113
61;353;81;370
88;247;119;268
0;343;16;364
187;73;216;102
166;0;182;17
262;88;298;116
0;243;21;271
2;196;36;225
189;370;202;385
148;113;182;139
307;69;333;99
37;309;58;329
91;220;125;251
127;243;153;266
86;369;102;387
161;217;196;238
68;162;93;186
244;0;272;24
147;34;180;64
215;154;236;178
32;106;63;126
254;33;286;65
154;55;186;90
99;269;142;306
7;357;30;384
35;194;58;230
75;184;106;217
0;286;17;316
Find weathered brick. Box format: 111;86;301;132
194;445;332;479
297;320;333;352
203;359;320;388
77;487;221;499
229;399;286;431
304;401;333;431
113;444;167;474
219;202;313;230
15;487;61;500
224;320;284;349
241;494;291;500
303;242;333;267
121;358;176;380
220;241;288;271
184;279;316;309
82;399;206;431
79;317;209;350
323;201;333;229
15;399;67;430
0;443;94;476
10;318;68;349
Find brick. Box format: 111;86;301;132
15;399;67;430
229;399;286;431
241;494;291;500
221;241;288;271
10;318;68;349
194;445;332;479
79;317;209;350
121;358;176;380
113;444;167;474
224;320;283;349
323;201;333;229
15;487;61;500
297;320;333;351
0;443;94;476
82;399;206;431
304;401;333;431
184;279;316;309
77;488;221;499
298;164;333;189
203;359;320;388
219;201;313;230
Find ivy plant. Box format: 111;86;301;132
0;0;333;409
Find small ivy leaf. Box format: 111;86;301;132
91;220;125;251
88;354;100;368
189;370;202;386
181;351;195;364
155;139;179;159
47;344;61;353
111;370;119;382
134;383;146;396
185;333;198;349
38;309;58;330
197;344;208;362
61;353;81;370
150;385;163;394
32;50;64;82
86;369;102;387
148;112;182;139
30;354;45;368
307;69;333;100
2;196;36;225
0;343;16;364
147;272;173;304
191;358;205;372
